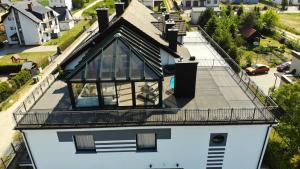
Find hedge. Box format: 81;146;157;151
11;70;32;88
0;70;32;104
0;65;22;75
0;82;14;103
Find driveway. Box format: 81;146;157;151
249;68;281;96
0;45;57;58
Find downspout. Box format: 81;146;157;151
256;124;273;169
21;131;38;169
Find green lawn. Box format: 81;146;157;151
71;0;98;14
45;20;92;50
0;52;55;68
278;13;300;36
82;0;116;18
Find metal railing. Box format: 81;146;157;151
14;107;276;128
0;140;26;169
13;73;57;116
196;26;279;111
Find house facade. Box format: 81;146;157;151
182;0;219;8
49;0;72;10
2;1;60;45
14;1;278;169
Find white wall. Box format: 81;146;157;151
24;125;271;169
18;12;41;45
49;0;73;10
3;12;18;44
59;20;74;31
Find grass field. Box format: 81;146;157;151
45;20;92;50
82;0;116;17
0;52;54;68
278;13;300;36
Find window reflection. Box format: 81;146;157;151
72;83;99;107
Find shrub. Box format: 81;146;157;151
0;82;14;103
10;70;32;88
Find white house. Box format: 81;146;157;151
51;7;74;31
182;0;219;8
2;1;60;45
0;0;11;23
49;0;72;10
14;1;278;169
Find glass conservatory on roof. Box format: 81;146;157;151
66;34;163;109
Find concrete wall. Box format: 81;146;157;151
290;56;300;75
24;125;271;169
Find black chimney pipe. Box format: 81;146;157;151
164;19;175;39
121;0;129;8
115;2;125;17
164;12;170;21
167;28;178;52
96;8;109;33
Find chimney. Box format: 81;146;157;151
96;8;109;33
121;0;129;8
167;28;178;52
27;2;33;11
164;12;170;21
115;2;125;17
161;6;167;12
164;19;175;38
174;60;198;98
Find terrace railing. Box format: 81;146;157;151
14;107;276;129
196;26;280;115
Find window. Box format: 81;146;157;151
136;133;156;151
209;133;228;147
207;0;211;3
214;0;218;4
74;135;95;152
10;27;15;30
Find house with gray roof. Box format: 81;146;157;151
2;1;60;45
51;6;74;31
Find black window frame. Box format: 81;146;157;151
73;135;96;153
136;133;157;152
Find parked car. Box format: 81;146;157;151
277;61;291;72
245;64;270;75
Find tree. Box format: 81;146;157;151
212;27;234;51
198;8;215;27
205;15;219;36
281;0;288;10
240;12;263;30
272;81;300;163
237;6;244;17
262;9;279;30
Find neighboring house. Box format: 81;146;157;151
2;1;60;45
13;0;278;169
241;27;262;45
182;0;219;8
151;12;186;43
221;0;258;4
49;0;72;10
51;7;74;31
0;0;11;31
271;0;300;5
277;51;300;86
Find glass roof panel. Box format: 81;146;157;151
130;52;144;80
71;65;85;81
115;40;130;80
145;64;159;80
100;41;115;80
86;55;100;80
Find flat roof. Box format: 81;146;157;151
31;67;256;111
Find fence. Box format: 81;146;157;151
0;141;25;169
13;107;276;129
